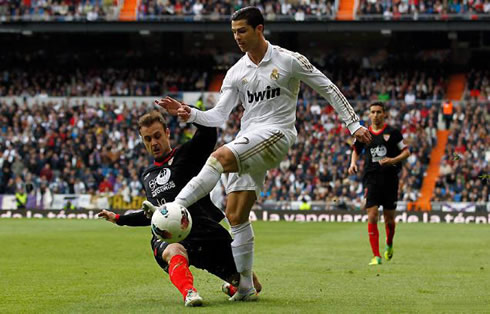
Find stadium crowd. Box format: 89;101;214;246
1;0;119;21
3;45;488;210
137;0;336;20
433;100;489;202
358;0;490;19
4;0;489;21
0;97;441;210
464;69;490;102
0;51;213;97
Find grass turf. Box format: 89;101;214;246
1;219;489;313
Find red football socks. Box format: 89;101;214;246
385;223;396;246
368;223;380;257
169;255;195;299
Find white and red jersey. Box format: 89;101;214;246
187;42;361;143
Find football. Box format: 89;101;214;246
151;203;192;243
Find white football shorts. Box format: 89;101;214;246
224;128;291;197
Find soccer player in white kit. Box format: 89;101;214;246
157;6;372;301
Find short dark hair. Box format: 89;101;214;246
138;110;167;134
369;102;386;112
231;6;264;29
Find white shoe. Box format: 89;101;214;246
228;288;258;302
184;290;203;307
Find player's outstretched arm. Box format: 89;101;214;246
290;52;372;143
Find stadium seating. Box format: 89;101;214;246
357;0;490;20
1;0;120;21
433;100;489;202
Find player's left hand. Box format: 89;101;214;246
97;209;117;223
379;157;395;166
155;96;184;116
353;126;372;144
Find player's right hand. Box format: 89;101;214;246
97;209;117;223
353;126;372;144
348;164;358;175
177;105;191;122
142;200;157;219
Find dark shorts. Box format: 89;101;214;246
364;172;399;210
151;224;238;283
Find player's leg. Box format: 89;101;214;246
367;205;382;265
174;146;236;208
152;238;202;307
175;128;289;210
383;209;396;261
382;176;398;261
226;190;258;300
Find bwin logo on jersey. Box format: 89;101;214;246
247;86;280;103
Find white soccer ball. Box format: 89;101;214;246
151;203;192;243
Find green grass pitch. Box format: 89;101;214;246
1;219;489;313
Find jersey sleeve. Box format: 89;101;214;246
353;139;365;154
181;123;217;168
291;53;361;135
115;210;150;226
188;71;239;126
392;129;408;151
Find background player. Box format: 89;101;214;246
98;111;261;306
348;102;410;265
156;6;372;299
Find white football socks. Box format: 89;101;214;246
231;221;255;293
175;156;224;208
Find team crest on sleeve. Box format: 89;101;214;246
383;134;390;141
270;68;279;80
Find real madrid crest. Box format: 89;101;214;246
270;68;279;80
242;78;248;85
383;134;390;141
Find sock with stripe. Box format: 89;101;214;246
368;223;380;257
175;156;223;208
168;255;195;300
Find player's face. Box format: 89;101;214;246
369;105;386;127
140;122;171;160
231;19;262;52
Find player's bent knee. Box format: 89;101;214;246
211;147;237;172
162;243;188;262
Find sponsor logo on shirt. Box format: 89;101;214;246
234;137;250;145
149;168;176;197
370;145;387;162
247;85;281;103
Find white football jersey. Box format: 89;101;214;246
188;42;361;143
